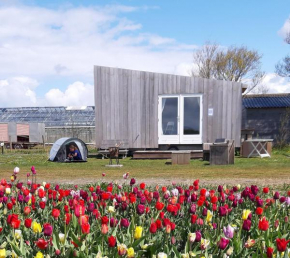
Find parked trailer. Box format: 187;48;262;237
0;122;45;149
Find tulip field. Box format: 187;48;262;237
0;167;289;257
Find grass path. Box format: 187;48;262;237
0;151;289;186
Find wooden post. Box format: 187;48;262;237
9;136;12;151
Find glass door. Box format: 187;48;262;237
158;95;180;144
180;95;202;144
158;94;202;145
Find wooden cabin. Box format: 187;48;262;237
94;66;245;153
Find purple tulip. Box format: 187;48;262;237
219;237;230;250
110;218;118;227
274;191;280;200
219;206;227;217
137;204;145;215
130;178;136;185
279;196;286;203
140;196;146;204
242;219;252;231
202;208;207;216
251;185;259;195
195;231;202;242
133;187;138;194
87;203;95;212
189;204;196;214
17;194;24;202
218;185;223;193
223;225;234;239
120;218;130;228
121;202;127;211
256;199;264;207
191;193;197;202
153;191;159;200
43;223;53;236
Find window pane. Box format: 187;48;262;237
162;98;178;135
183;97;200;135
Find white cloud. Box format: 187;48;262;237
0;77;38;106
262;73;290;93
0;4;195;80
279;17;290;38
0;3;198;106
44;81;94;106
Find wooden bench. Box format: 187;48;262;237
98;140;129;159
171;151;191;165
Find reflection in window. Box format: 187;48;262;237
162;98;178;135
183;97;200;135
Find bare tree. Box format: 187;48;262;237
276;19;290;78
192;42;219;79
193;42;265;92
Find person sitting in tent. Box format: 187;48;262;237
67;145;82;161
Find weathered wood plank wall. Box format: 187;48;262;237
94;66;242;148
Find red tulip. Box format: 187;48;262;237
191;214;197;224
276;238;290;252
35;238;49;250
155;202;165;211
38;188;45;198
23;206;31;216
52;208;60;219
25;218;32;228
81;223;90;234
101;216;109;225
263;187;269;194
266;247;274;258
39;201;46;209
258;217;269;231
255;207;263;216
108;236;116;247
150;222;157;234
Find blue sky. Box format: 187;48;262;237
29;0;290;72
0;0;289;106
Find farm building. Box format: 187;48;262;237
0;107;95;144
94;66;246;153
242;93;290;143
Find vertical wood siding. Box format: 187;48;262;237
94;66;242;148
0;124;9;142
17;124;29;136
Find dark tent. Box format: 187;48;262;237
49;137;88;162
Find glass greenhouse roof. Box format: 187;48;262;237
0;106;95;126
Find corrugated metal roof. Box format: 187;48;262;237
243;94;290;108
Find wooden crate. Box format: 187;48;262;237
210;140;235;165
171;151;191;165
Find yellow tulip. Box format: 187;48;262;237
242;209;251;220
32;221;42;233
0;249;6;258
134;226;143;239
59;233;65;244
127;247;135;258
34;252;43;258
5;188;11;195
206;210;213;223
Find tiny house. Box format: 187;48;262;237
94;66;245;150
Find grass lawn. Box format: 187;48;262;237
0;148;290;186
